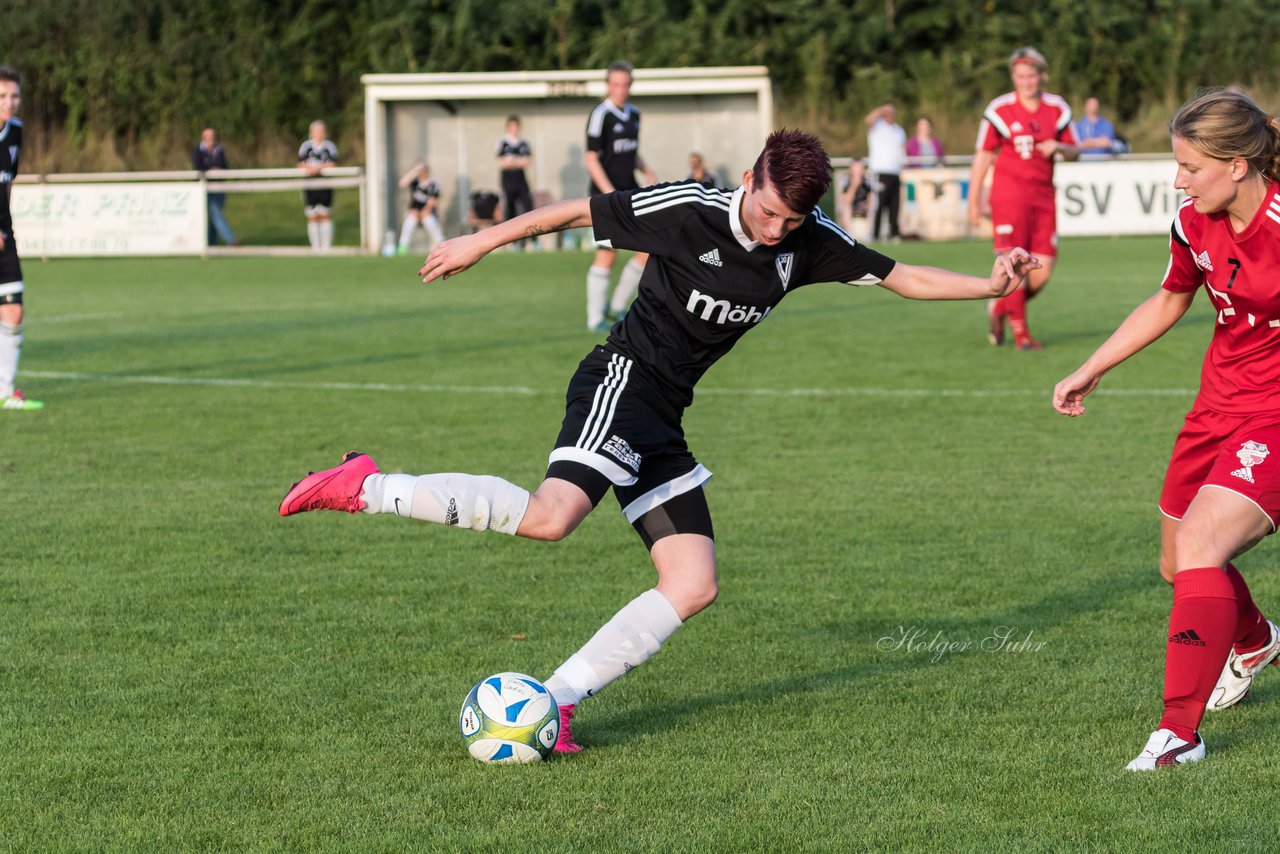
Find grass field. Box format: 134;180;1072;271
3;239;1279;850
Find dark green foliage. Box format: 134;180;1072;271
6;2;1280;167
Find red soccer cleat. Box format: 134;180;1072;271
554;704;584;754
279;451;379;516
1014;331;1044;351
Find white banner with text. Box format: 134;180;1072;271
10;182;205;256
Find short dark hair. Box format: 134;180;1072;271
607;60;633;78
751;129;831;213
506;114;521;125
0;66;21;86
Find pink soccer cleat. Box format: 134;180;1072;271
279;451;379;516
554;704;584;754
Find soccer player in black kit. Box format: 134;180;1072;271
0;65;41;411
584;60;656;331
497;115;533;232
280;130;1038;752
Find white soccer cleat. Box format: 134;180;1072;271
1125;728;1205;771
1208;619;1280;711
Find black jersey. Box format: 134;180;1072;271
587;100;641;194
409;177;440;209
0;117;21;233
590;180;897;411
298;138;338;169
496;136;531;193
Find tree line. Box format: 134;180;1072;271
7;0;1278;171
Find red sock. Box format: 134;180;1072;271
1225;563;1270;652
1004;286;1029;335
1159;567;1237;741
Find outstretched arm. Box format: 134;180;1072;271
420;198;592;282
967;150;995;228
1053;287;1196;416
880;247;1040;300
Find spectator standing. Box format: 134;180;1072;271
191;126;238;247
865;103;907;242
298;120;338;251
906;117;945;167
1074;97;1119;159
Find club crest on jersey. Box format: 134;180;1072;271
1194;250;1213;272
1231;440;1269;484
776;253;795;291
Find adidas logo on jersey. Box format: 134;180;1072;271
1194;250;1213;271
699;248;723;267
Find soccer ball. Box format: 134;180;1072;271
459;672;559;764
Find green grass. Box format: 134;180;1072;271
3;239;1279;850
216;189;362;247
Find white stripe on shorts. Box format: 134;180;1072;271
577;353;631;452
621;464;714;523
0;280;24;297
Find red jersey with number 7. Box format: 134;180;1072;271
1162;184;1280;416
976;92;1076;193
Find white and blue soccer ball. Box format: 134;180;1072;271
459;672;559;764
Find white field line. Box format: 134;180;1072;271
22;369;1198;399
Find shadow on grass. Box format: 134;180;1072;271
587;565;1177;748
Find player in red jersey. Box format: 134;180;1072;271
969;47;1078;349
1054;89;1280;770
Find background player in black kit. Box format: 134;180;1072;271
298;120;338;251
396;161;445;254
584;61;656;331
280;130;1038;753
497;115;533;248
0;65;41;411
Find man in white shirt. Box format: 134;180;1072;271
865;103;907;242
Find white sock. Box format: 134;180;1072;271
319;219;334;249
398;214;418;248
424;214;445;246
609;258;646;314
543;589;683;706
0;322;20;398
586;265;611;328
359;472;529;535
307;221;320;248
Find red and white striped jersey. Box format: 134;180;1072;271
976;92;1076;192
1163;182;1280;415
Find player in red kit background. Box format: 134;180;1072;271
969;47;1078;350
1054;89;1280;770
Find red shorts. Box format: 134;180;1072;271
1159;404;1280;530
990;191;1058;258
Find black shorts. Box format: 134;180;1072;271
303;189;334;210
0;235;23;302
548;347;712;525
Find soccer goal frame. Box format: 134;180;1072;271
360;67;774;253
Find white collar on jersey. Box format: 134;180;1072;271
729;186;759;251
602;100;633;122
